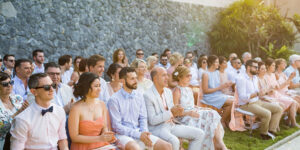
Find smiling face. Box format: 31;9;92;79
89;60;105;77
118;51;124;62
16;62;32;79
0;78;13;95
86;78;101;98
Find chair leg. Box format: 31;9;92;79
249;116;253;136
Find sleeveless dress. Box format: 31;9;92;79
177;86;223;150
202;70;233;109
70;117;110;150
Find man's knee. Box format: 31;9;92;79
125;141;140;150
168;136;180;150
261;111;271;121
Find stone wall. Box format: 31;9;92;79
0;0;221;64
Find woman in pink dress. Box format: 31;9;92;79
275;58;300;113
69;72;116;150
258;60;299;128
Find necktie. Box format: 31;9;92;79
41;106;53;116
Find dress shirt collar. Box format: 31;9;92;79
32;101;54;113
120;88;137;99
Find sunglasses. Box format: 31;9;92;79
136;53;144;56
1;81;14;87
0;59;2;62
8;59;15;63
35;83;56;91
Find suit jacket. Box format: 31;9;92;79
143;85;174;132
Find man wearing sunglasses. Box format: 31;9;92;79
2;54;15;78
227;57;243;83
135;49;145;60
12;59;32;101
157;54;170;70
10;73;68;150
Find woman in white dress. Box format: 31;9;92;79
172;66;227;150
132;59;153;93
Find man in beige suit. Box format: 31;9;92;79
28;62;75;114
143;67;204;150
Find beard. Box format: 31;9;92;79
250;70;257;75
125;81;137;90
36;59;43;64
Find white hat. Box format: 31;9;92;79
289;54;300;64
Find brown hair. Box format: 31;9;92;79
172;66;190;82
275;58;286;69
169;52;183;66
113;48;126;63
197;57;207;69
87;54;106;68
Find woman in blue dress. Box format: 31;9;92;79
202;55;234;127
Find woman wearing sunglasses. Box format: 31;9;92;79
69;72;116;150
0;72;28;149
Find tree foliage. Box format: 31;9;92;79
208;0;297;59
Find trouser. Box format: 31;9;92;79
152;123;204;150
240;100;283;134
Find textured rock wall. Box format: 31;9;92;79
0;0;221;64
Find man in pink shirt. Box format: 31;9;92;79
10;73;68;150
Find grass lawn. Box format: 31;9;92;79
183;115;300;150
224;115;300;150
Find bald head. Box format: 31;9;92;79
151;67;168;88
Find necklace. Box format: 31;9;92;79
2;97;14;110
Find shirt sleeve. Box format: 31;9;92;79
108;98;142;139
138;96;148;132
58;110;67;140
236;77;251;104
10;118;28;150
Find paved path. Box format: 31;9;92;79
266;131;300;150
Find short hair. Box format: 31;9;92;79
185;51;194;57
73;72;99;100
199;54;207;58
119;67;136;79
73;56;83;72
78;58;88;72
245;59;258;69
136;49;143;54
3;54;15;61
0;72;11;82
207;55;218;68
172;66;190;81
28;73;49;89
163;48;171;55
131;59;146;68
113;48;126;63
15;59;32;70
169;52;183;66
197;57;207;68
107;63;122;79
265;58;275;69
32;49;44;58
230;57;238;64
45;62;60;72
160;53;168;59
58;55;72;66
150;68;158;81
87;54;106;68
242;52;251;59
275;58;286;69
258;61;265;70
219;56;227;65
151;52;158;56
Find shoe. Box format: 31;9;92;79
261;134;272;140
268;131;278;136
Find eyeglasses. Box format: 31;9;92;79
161;59;168;61
251;66;258;69
35;83;56;91
8;59;15;63
202;61;207;64
0;81;14;87
136;53;144;56
48;72;61;76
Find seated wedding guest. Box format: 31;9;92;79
58;55;73;85
226;53;237;72
227;57;242;83
185;51;197;70
0;72;29;149
32;49;45;74
70;58;88;86
163;48;172;60
202;55;234;127
240;52;252;74
108;67;171;150
132;59;153;93
88;55;110;104
219;56;234;95
151;52;159;59
167;52;184;89
68;72;116;150
146;56;158;79
157;54;170;69
13;59;32;101
260;59;299;128
197;56;207;83
276;58;300;111
144;67;204;150
106;63;123;96
10;73;68;149
113;48;128;67
172;66;227;150
284;54;300;90
135;49;145;60
2;54;15;78
183;58;200;104
199;54;208;60
236;60;283;140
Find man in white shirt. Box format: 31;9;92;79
58;55;73;85
284;54;300;90
227;57;242;83
185;51;197;70
240;52;252;74
32;49;45;74
226;53;237;72
10;73;68;150
87;54;110;104
236;59;283;140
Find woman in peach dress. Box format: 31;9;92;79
258;60;299;128
69;72;116;150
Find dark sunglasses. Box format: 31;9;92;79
0;59;2;62
8;59;15;63
1;81;14;87
136;53;144;55
35;83;56;91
